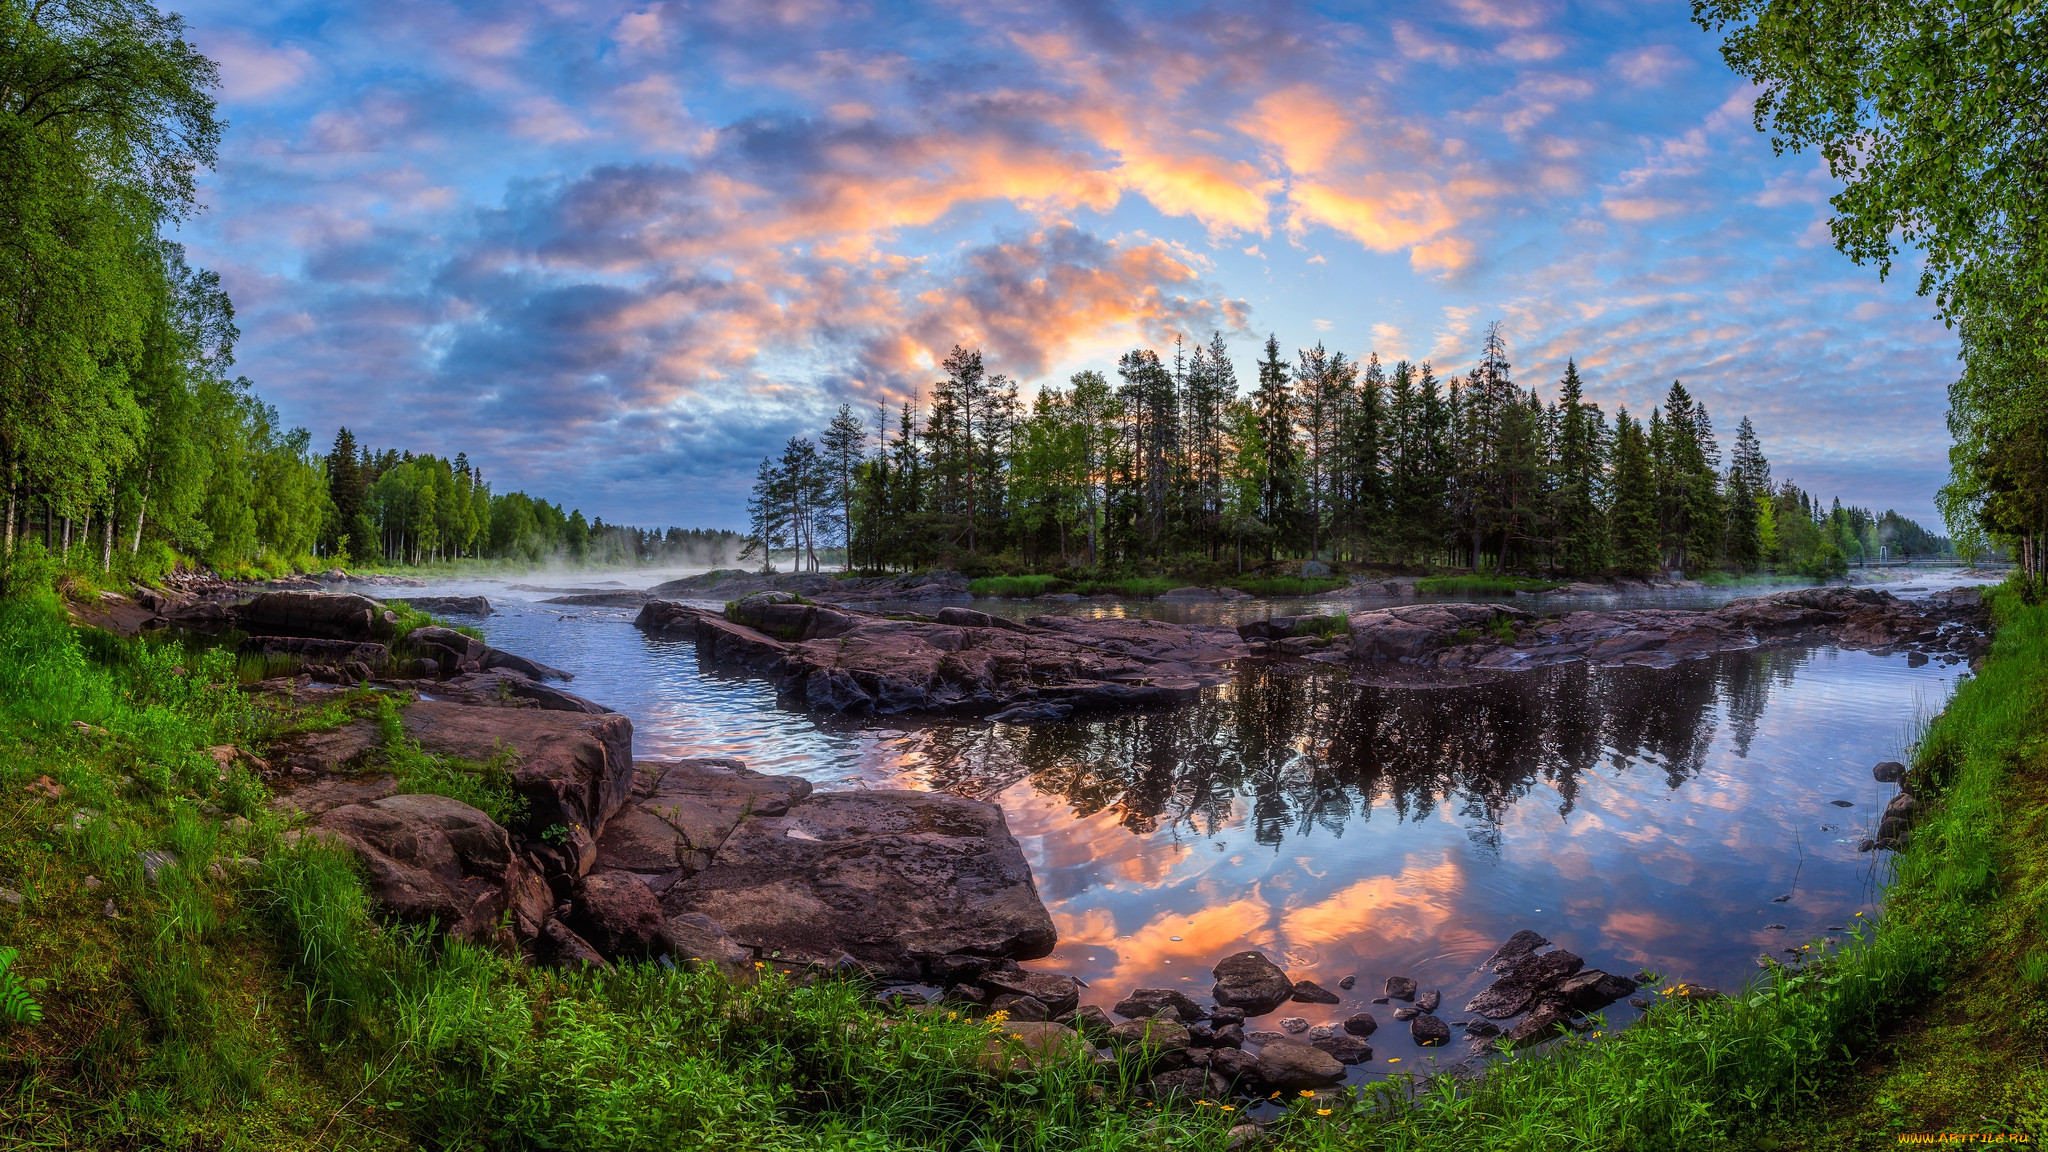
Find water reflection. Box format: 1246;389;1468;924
909;651;1808;839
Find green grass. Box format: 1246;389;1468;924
1223;576;1349;598
970;574;1065;598
2;581;2042;1149
1415;575;1566;596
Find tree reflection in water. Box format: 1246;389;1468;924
909;646;1819;850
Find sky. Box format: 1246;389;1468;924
172;0;1961;531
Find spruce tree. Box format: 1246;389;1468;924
1552;361;1608;575
1609;410;1659;574
1253;335;1300;555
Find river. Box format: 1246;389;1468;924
394;570;1969;1080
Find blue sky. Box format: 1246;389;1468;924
174;0;1959;529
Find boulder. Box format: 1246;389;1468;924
1555;970;1638;1012
663;790;1054;980
239;635;390;670
1212;951;1294;1016
1107;1017;1192;1064
1464;949;1584;1019
1872;760;1907;783
1383;975;1417;1001
1410;1014;1450;1046
1208;1046;1260;1085
266;719;384;776
315;794;549;942
1061;1004;1114;1040
393;596;493;617
1312;1035;1373;1064
541;917;610;969
597;759;814;883
664;912;752;975
400;700;634;838
1253;1039;1345;1090
409;625;488;677
1342;1011;1378;1037
434;670;613;714
483;647;573;681
990;993;1049;1021
1291;979;1341;1004
570;871;669;958
982;1021;1089;1072
983;971;1081;1018
1145;1067;1226;1102
1416;989;1440;1012
238;591;397;641
1503;1000;1571;1045
1115;987;1207;1021
1483;929;1551;971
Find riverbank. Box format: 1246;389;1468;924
0;582;2037;1148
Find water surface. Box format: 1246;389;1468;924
401;573;1960;1078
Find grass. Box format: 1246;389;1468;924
971;573;1349;599
1;578;2043;1149
1223;576;1349;598
1415;575;1566;596
970;574;1065;598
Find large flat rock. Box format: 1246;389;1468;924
597;758;814;883
664;789;1055;978
640;597;1245;717
315;793;551;941
401;700;633;836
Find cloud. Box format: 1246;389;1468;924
195;29;316;100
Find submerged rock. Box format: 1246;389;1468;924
1115;987;1207;1021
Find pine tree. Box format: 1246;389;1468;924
1724;416;1769;571
1609;410;1659;575
820;405;866;568
1294;342;1354;560
1552;360;1608;574
1252;335;1300;556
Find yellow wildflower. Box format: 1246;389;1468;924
1389;1057;1401;1063
1317;1108;1332;1116
1299;1090;1314;1098
1220;1105;1235;1112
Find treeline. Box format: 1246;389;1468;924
0;5;740;586
320;429;742;568
750;326;1947;578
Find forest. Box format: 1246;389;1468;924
748;330;1951;580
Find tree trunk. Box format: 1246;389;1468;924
132;464;153;554
102;509;113;570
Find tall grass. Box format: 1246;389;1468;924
970;574;1065;598
1224;576;1349;598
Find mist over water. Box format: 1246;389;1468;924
410;572;1958;1080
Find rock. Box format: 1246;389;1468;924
239;635;391;670
392;595;492;617
540;917;610;969
1212;951;1295;1016
1416;989;1440;1012
237;591;397;641
1114;987;1206;1021
1503;1002;1570;1045
1224;1123;1264;1151
1342;1011;1378;1036
1306;1023;1337;1040
316;794;549;942
1464;1019;1500;1038
654;598;1248;717
138;849;178;884
1670;983;1722;1002
1253;1039;1345;1090
1062;1004;1114;1039
570;872;670;958
1145;1067;1227;1102
926;953;1002;986
1483;929;1551;970
400;700;635;838
435;670;613;714
1337;975;1356;990
1210;1046;1260;1085
598;759;812;882
1410;1014;1451;1046
1383;975;1417;1001
983;971;1081;1018
1279;1016;1309;1034
1209;1006;1245;1026
1392;1006;1418;1021
664;912;751;975
1312;1035;1373;1063
1211;1023;1245;1048
1464;949;1585;1019
983;1021;1089;1071
1291;979;1341;1004
1107;1017;1192;1066
409;625;489;677
664;790;1054;980
1873;760;1907;783
483;647;573;681
1555;970;1639;1012
990;993;1049;1022
1158;586;1221;601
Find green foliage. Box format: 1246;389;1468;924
1224;575;1348;597
971;574;1065;597
0;947;44;1027
1416;575;1563;596
375;696;528;827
